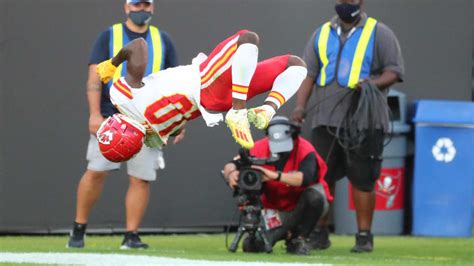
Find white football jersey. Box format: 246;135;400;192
109;64;202;145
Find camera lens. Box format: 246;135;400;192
238;168;262;193
243;171;258;186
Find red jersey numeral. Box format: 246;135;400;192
144;94;200;137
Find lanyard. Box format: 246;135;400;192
337;26;356;39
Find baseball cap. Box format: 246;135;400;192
267;116;294;154
126;0;153;4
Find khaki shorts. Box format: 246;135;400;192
86;135;164;181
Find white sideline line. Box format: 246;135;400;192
0;252;332;266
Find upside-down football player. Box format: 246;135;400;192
96;30;307;161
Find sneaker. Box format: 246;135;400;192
67;223;86;248
286;237;311;256
308;226;331;250
248;105;276;130
67;230;85;248
225;108;254;149
242;236;265;253
120;231;149;250
350;231;373;253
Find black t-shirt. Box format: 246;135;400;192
88;23;178;117
274;152;319;187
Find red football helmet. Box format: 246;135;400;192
96;114;146;162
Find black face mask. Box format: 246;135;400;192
128;10;152;26
335;3;361;23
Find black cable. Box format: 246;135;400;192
219;169;241;250
303;88;350;117
303;83;394;160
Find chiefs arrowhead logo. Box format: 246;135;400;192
98;130;114;145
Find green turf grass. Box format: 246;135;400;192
0;234;473;265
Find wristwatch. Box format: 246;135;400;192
276;171;282;181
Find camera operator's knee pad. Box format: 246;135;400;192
307;184;330;216
302;188;325;210
298;187;327;227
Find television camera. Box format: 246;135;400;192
228;149;279;253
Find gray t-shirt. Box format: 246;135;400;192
302;13;405;131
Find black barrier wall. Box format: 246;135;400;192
0;0;472;232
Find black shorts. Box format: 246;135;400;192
311;126;384;192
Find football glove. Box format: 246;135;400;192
96;59;117;84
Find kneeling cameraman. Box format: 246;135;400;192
223;116;333;255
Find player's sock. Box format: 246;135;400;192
265;66;307;109
231;43;258;102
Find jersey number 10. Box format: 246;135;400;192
144;94;201;137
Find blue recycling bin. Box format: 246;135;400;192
412;100;474;237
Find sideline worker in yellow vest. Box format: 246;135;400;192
291;0;404;253
68;0;178;249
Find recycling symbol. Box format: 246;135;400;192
432;137;456;163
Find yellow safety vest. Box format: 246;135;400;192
315;17;377;88
108;23;163;86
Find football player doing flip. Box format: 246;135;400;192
96;30;307;161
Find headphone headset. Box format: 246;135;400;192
265;116;301;139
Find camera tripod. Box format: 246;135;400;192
228;204;272;253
